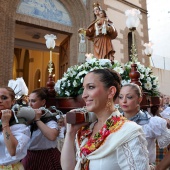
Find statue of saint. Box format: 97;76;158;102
78;2;118;60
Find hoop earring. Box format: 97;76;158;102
106;98;112;111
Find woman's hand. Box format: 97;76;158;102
1;109;12;125
1;109;18;156
34;109;42;120
65;109;88;135
66;121;88;133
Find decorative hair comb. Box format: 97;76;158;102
8;77;28;99
8;77;29;106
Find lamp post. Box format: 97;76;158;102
144;42;154;68
125;8;141;86
125;8;140;63
44;34;57;97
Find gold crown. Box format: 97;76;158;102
93;2;100;8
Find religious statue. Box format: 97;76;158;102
78;2;118;60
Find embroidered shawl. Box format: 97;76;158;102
75;110;143;170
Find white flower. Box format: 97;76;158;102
55;56;159;97
124;62;132;69
89;66;98;71
113;67;124;74
55;80;61;91
146;77;151;82
140;74;144;79
153;79;158;86
99;59;112;66
145;68;150;75
77;70;87;77
67;81;70;87
121;79;131;86
138;65;145;73
144;81;152;90
86;58;97;64
81;77;84;83
73;80;78;87
65;91;70;96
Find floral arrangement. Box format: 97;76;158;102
55;54;159;97
121;61;159;96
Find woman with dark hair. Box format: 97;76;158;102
78;3;117;60
61;69;150;170
119;83;170;167
22;87;62;170
0;87;30;169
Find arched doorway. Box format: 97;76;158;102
14;22;69;92
13;0;87;92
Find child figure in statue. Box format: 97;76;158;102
95;10;108;36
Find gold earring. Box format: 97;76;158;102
106;98;112;111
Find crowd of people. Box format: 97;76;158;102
61;69;150;170
1;70;170;170
0;86;65;170
60;70;170;170
1;2;170;170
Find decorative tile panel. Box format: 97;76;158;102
17;0;72;26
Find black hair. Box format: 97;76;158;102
89;69;121;101
31;87;49;101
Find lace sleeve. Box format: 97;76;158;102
117;133;150;170
143;116;170;148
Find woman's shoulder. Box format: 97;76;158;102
115;111;142;131
160;107;170;119
124;120;142;130
148;116;167;127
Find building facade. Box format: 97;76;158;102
0;0;149;93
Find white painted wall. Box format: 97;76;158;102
147;0;170;70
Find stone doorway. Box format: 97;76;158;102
14;22;69;92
